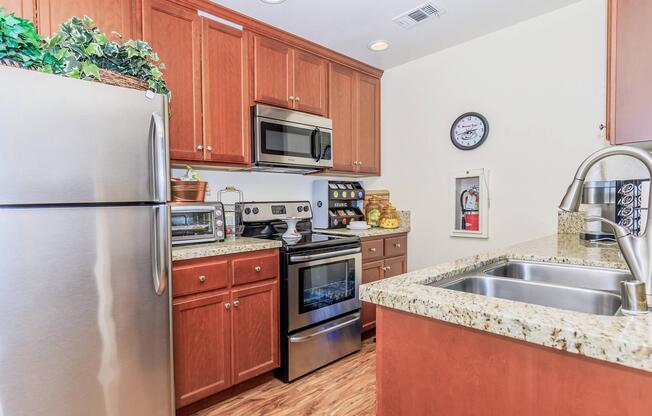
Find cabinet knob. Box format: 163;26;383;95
295;96;300;102
198;275;206;283
206;145;213;152
358;161;363;166
255;266;262;272
599;123;607;131
383;266;391;271
197;145;204;151
395;243;401;248
225;303;231;310
369;247;376;252
233;300;240;307
289;96;295;101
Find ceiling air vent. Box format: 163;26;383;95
392;1;446;29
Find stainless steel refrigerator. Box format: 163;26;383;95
0;66;173;415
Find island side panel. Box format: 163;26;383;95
376;306;652;416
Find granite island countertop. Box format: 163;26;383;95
360;234;652;373
172;237;282;261
317;211;410;239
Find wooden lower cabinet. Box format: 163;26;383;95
231;280;279;384
173;291;232;408
360;234;408;332
172;249;280;409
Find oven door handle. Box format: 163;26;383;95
289;247;361;263
289;314;361;343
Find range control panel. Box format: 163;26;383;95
237;201;312;223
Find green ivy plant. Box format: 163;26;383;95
0;9;44;69
43;16;169;96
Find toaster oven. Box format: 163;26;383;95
171;203;225;245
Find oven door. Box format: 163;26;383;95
287;247;361;332
255;117;333;169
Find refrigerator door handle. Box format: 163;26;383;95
151;112;170;203
152;205;171;296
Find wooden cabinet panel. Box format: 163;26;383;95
608;0;652;144
293;50;328;115
253;34;293;108
361;260;384;333
356;73;380;175
384;235;407;258
384;256;407;278
231;280;279;384
232;250;279;286
173;291;232;408
36;0;134;37
143;0;203;161
172;257;229;297
4;0;35;20
362;238;384;261
201;18;249;165
329;63;357;172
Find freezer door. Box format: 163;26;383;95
0;205;173;416
0;66;169;205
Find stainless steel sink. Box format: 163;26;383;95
429;260;629;316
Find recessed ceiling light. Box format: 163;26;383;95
368;40;390;52
260;0;286;4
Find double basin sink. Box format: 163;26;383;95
429;261;630;316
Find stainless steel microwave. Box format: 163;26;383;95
253;104;333;173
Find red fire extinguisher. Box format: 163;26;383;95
460;187;480;231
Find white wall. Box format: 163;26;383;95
187;0;644;271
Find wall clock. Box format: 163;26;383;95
450;112;489;150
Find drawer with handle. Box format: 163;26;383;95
172;259;229;297
232;250;279;286
362;238;384;261
384;235;407;258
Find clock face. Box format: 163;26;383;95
451;112;489;150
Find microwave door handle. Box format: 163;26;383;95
311;127;321;161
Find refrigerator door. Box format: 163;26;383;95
0;205;173;416
0;66;170;205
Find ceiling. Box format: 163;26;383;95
211;0;583;69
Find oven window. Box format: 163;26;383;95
299;259;356;313
261;122;314;158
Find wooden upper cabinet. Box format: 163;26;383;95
251;33;329;116
201;18;249;165
293;50;328;115
4;0;35;20
252;34;293;108
356;73;380;175
329;63;357;172
36;0;135;37
173;291;232;408
142;0;203;161
608;0;652;144
231;280;279;384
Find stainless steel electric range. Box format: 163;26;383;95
237;201;362;382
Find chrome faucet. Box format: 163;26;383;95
559;146;652;301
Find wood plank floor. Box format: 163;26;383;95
195;338;376;416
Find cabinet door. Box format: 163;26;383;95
356;73;381;175
143;0;203;161
329;63;357;173
36;0;134;37
608;0;652;144
252;34;293;108
384;256;407;278
201;18;249;165
361;260;384;332
293;50;328;115
4;0;35;20
231;280;279;384
173;291;232;408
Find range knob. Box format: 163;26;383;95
297;206;302;212
252;207;259;215
244;208;251;215
303;206;310;212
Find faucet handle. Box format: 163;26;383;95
620;280;649;315
585;216;631;239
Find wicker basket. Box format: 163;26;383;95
171;181;207;202
0;58;23;68
98;68;149;91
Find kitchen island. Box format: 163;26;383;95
361;234;652;415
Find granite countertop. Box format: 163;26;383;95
360;234;652;373
172;237;282;261
318;211;411;239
